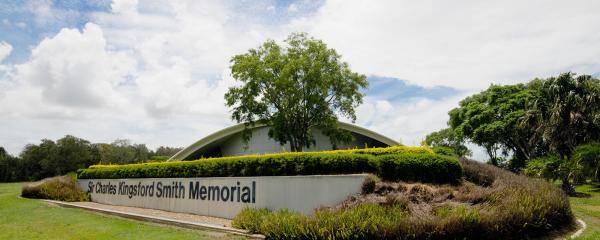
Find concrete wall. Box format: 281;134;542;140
78;174;367;219
219;126;386;156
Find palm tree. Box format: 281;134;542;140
523;73;600;194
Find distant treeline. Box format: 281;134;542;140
0;135;182;182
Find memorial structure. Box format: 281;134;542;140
170;122;399;160
79;123;400;219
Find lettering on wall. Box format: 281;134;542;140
87;180;256;203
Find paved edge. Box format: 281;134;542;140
570;218;587;239
42;200;265;239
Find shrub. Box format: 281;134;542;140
524;155;562;181
78;150;462;184
233;159;574;239
361;174;380;194
431;146;456;157
21;175;89;202
324;146;434;155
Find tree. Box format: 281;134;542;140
225;33;368;151
449;84;540;168
422;128;471;157
97;139;151;164
153;146;183;157
522;73;600;193
573;142;600;182
0;147;22;182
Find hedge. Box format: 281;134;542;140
78;149;462;184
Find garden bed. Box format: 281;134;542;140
232;159;575;239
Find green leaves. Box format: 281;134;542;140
225;33;368;151
78;147;462;184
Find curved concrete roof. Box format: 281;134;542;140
169;122;400;160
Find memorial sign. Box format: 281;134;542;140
78;174;367;219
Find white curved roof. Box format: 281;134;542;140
170;122;399;160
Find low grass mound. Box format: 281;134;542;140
21;175;89;202
233;159;574;239
77;146;461;184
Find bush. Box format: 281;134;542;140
361;174;380;194
21;175;89;202
233;159;573;239
78;150;462;184
431;146;456;157
323;146;434;155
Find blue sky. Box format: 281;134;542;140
1;0;599;160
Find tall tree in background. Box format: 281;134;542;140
422;128;471;157
523;73;600;192
449;84;539;168
225;33;368;151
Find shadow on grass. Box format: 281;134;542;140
571;192;592;198
570;182;600;198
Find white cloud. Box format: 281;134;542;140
13;23;134;108
356;94;470;146
0;41;11;62
1;0;600;158
289;0;600;89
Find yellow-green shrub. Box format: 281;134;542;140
78;147;461;184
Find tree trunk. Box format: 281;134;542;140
561;176;575;195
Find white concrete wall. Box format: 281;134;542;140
220;126;378;156
78;174;367;219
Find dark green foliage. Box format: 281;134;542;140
21;175;89;202
444;72;600;191
0;147;22;182
423;128;471;157
225;33;368;152
78;151;462;184
524;155;563;181
449;83;537;167
233;159;573;240
573;142;600;182
17;136;100;181
0;136;182;182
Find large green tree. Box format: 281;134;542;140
449;84;540;168
225;33;368;151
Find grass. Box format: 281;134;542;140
571;184;600;239
0;182;242;240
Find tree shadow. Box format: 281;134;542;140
570;192;592;198
570;182;599;198
588;183;600;193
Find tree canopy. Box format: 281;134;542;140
0;136;182;182
440;72;600;192
225;33;368;151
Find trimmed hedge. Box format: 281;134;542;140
322;146;434;155
78;149;462;184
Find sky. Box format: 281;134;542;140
1;0;599;160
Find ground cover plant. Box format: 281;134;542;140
21;174;90;202
77;146;462;184
233;158;574;239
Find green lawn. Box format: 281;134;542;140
571;184;600;239
0;182;243;240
